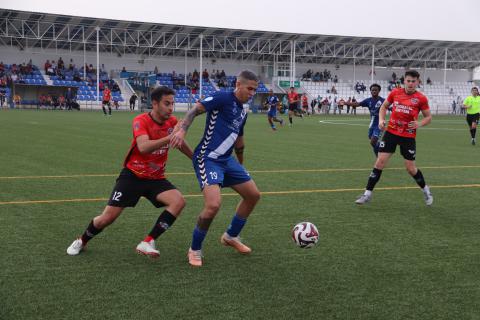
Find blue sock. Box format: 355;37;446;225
226;214;247;237
191;227;207;251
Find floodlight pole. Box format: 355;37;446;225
371;44;375;84
83;42;86;82
199;34;203;100
353;57;356;84
443;48;448;90
95;26;100;105
184;49;187;90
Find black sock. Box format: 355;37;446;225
366;168;383;191
412;169;426;189
289;117;292;124
147;210;177;240
108;106;112;115
102;106;107;115
471;128;476;139
81;220;103;244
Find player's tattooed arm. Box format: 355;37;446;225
170;103;206;148
180;103;206;132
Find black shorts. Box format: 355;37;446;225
288;103;298;111
102;100;110;106
107;168;177;208
378;131;417;161
466;113;479;127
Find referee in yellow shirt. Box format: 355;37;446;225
462;87;480;145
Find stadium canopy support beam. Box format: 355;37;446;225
199;34;203;100
95;26;100;104
353;57;356;84
371;44;375;84
443;48;448;90
83;42;86;82
184;49;188;94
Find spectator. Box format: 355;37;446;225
202;69;209;80
65;87;74;110
121;66;126;73
154;66;159;75
58;57;64;70
451;100;457;114
333;75;338;83
129;93;138;111
392;72;397;82
12;94;21;107
426;77;432;85
68;58;75;71
331;86;337;95
0;90;5;108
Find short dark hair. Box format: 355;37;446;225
472;87;479;91
405;70;420;79
370;83;381;91
237;70;258;83
150;86;175;102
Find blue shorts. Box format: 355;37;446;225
193;156;251;190
267;111;277;118
368;126;381;139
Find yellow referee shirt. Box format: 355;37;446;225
463;95;480;114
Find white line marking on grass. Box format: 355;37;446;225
2;165;480;180
319;120;465;131
1;184;479;205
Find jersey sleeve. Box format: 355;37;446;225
387;90;396;104
200;93;224;112
359;98;369;107
133;116;148;138
420;95;430;111
239;114;248;137
463;96;471;106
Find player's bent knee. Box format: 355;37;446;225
204;201;221;216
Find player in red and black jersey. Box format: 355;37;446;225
355;70;434;206
67;86;193;258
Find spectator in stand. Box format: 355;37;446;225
351;97;358;115
0;61;4;74
13;94;21;107
154;66;159;75
192;69;199;81
99;81;104;91
68;59;75;71
73;72;82;82
392;72;397;82
121;66;126;73
333;75;338;83
202;69;209;80
360;83;366;93
58;57;64;70
310;98;317;115
220;69;226;79
11;73;18;83
331;85;337;95
337;97;345;115
426;77;432;85
0;90;5;108
112;82;120;93
58;95;66;110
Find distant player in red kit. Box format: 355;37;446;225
355;70;433;206
67;86;193;258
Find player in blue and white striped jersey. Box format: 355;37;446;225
170;70;261;267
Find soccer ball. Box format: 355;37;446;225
292;222;319;248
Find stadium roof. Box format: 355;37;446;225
1;9;479;69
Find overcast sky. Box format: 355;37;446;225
2;0;478;42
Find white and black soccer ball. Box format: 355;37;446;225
292;222;319;248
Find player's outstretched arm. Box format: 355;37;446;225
136;134;171;154
378;100;392;130
170;102;206;148
179;141;194;160
234;136;245;165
